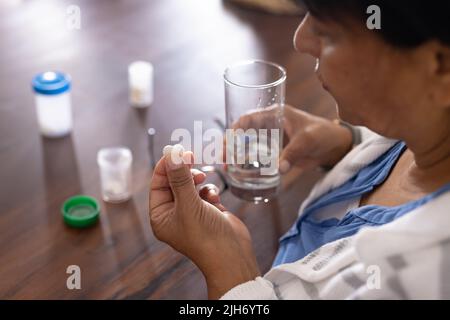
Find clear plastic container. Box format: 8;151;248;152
32;71;72;138
97;147;133;203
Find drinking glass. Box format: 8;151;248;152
224;60;286;202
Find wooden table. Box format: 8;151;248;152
0;0;336;299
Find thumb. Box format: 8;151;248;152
279;135;312;174
164;145;199;202
278;144;294;174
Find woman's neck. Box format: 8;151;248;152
409;131;450;168
403;127;450;190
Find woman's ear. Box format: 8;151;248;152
432;44;450;109
436;46;450;76
419;41;450;78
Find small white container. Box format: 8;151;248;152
97;147;133;203
32;71;72;138
128;61;154;108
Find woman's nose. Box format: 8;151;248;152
293;13;321;58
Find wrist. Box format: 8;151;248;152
204;262;260;299
197;241;260;299
320;119;353;169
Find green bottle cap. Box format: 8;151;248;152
61;195;100;228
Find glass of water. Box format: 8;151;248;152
224;60;286;202
97;147;133;203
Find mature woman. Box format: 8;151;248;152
149;0;450;299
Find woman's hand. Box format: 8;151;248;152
280;105;353;173
233;104;353;174
149;146;260;299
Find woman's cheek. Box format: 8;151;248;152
320;47;349;94
320;48;366;122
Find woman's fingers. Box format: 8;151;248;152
279;132;311;174
199;184;227;212
199;184;220;202
191;168;207;185
231;105;280;131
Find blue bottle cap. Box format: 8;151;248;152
32;71;71;95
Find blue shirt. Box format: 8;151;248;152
273;141;450;266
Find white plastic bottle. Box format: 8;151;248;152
128;61;154;108
32;71;72;138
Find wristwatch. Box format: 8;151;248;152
332;119;362;146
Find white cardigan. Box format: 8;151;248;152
221;128;450;299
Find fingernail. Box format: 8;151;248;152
167;144;185;170
182;151;193;166
279;160;291;174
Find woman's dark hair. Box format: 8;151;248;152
297;0;450;48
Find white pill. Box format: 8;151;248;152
163;145;173;156
172;144;185;156
170;144;185;165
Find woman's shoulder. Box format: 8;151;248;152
299;133;399;212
